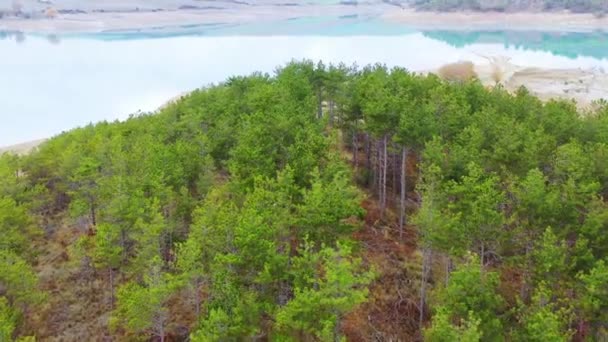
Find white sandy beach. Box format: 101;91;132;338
472;58;608;107
1;0;608;33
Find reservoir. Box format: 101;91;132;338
1;15;607;146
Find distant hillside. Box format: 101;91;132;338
408;0;608;15
0;139;46;155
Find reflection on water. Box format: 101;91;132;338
1;22;608;145
46;34;61;45
3;16;608;58
0;30;62;44
0;30;26;43
424;30;608;60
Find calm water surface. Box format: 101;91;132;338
2;16;608;146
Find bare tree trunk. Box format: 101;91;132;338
480;242;485;270
393;146;399;196
90;201;96;227
168;231;173;262
194;279;201;318
376;140;381;206
333;312;341;342
392;155;397;198
445;255;452;286
365;134;373;189
376;139;381;204
520;243;531;301
399;147;408;240
329;100;335;125
278;280;291;306
317;88;323;119
109;268;114;309
352;130;358;170
419;248;432;328
384;136;388;211
365;133;370;170
120;228;127;265
380;135;388;219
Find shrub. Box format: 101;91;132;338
437;61;477;82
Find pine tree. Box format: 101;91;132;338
0;197;35;255
517;283;571;342
132;198;166;272
274;242;373;341
93;223;123;308
424;308;481;342
577;259;608;339
0;297;17;341
112;257;179;342
446;163;506;267
430;254;504;341
296;167;363;245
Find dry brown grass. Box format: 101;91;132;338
342;198;421;341
45;7;58;19
437;61;477;83
22;214;117;341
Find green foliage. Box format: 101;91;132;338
445;163;506;261
532;228;569;286
191;292;262;341
274;242;374;341
296;167;363;244
0;297;17;341
433;255;504;341
512;168;561;231
580;197;608;260
578;259;608;325
0;197;35;254
357;65;399;138
0;250;42;307
3;59;608;340
516;284;571;342
93;223;123;271
424;308;481;342
66;155;101;222
0;154;26;200
414;163;457;253
112;257;179;339
131;199;167;272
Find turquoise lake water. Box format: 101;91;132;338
1;15;608;145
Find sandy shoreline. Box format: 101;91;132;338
0;1;607;34
0;93;187;154
383;9;608;32
1;2;607;153
3;59;607;155
471;58;608;107
0;2;389;34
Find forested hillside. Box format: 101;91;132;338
2;61;608;341
409;0;608;14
